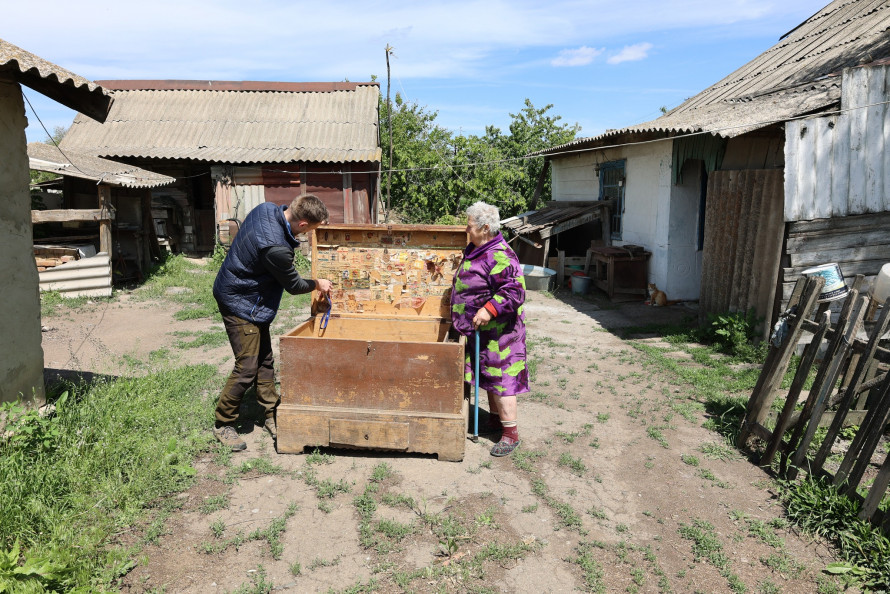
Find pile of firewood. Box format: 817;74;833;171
35;255;77;272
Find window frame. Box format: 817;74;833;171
598;160;626;240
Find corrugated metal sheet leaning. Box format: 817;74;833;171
39;253;112;298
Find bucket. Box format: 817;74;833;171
802;263;848;302
521;265;556;291
872;263;890;304
571;274;591;295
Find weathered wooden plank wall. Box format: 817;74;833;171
780;210;890;307
785;64;890;222
699;168;785;334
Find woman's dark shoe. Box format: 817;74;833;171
490;438;520;457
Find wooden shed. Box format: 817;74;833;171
59;81;382;254
29;142;175;292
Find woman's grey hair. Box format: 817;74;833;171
466;201;501;234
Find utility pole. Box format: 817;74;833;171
385;44;394;222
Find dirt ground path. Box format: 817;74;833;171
42;290;842;593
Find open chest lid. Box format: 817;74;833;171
310;223;467;318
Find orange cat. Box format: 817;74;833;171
647;283;678;306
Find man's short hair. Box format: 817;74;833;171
289;194;329;224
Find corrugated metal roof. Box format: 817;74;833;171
536;0;890;156
60;82;381;164
28;142;175;188
0;38;112;122
501;202;604;239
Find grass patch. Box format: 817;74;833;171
200;494;230;514
171;329;229;350
569;541;606;593
0;365;218;591
679;518;745;592
531;479;585;533
39;290;102;318
511;449;546;473
557;453;587;477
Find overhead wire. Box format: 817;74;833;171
22;90;93;178
23;87;890;185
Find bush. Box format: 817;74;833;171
779;476;890;591
704;308;765;362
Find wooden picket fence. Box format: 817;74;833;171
738;274;890;532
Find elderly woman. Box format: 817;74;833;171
450;201;528;456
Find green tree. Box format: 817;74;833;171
30;125;68;198
380;93;456;223
380;95;579;224
484;99;580;211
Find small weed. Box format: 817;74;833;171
231;565;274;594
569;542;606;593
512;449;546;473
587;507;608;520
370;462;393;482
558;452;587;477
697;468;732;489
200;494;230;514
681;454;699;466
210;519;226;538
698;441;741;462
305;448;336;465
308;556;341;570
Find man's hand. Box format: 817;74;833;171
315;278;333;296
472;307;492;330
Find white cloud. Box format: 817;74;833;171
2;1;821;83
608;43;654;64
551;46;603;67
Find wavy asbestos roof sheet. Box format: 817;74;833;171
536;0;890;156
60;82;381;164
0;38;111;122
28;142;175;188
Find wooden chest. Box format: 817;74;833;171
277;224;469;461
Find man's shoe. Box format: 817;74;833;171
213;425;246;451
264;417;277;439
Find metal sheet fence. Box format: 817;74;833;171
699;169;785;335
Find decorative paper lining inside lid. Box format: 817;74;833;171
311;224;467;317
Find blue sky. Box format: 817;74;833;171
6;0;824;144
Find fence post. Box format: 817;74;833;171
859;448;890;524
786;294;867;480
737;277;822;448
839;373;890;496
812;296;890;474
759;310;831;468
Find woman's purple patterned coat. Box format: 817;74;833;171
450;232;529;396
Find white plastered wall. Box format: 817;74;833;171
0;74;45;403
663;159;705;300
552;140;692;295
